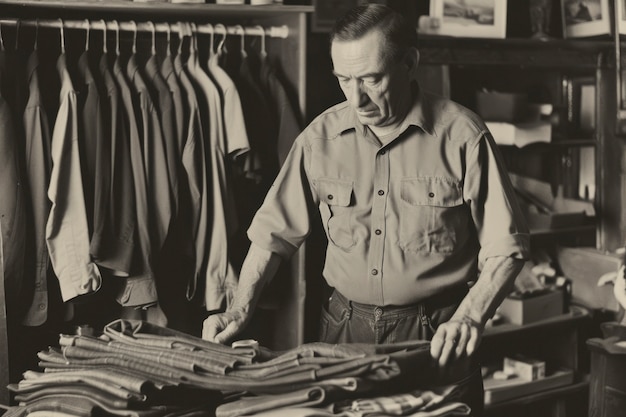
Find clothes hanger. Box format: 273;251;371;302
255;25;267;60
0;21;4;52
147;21;156;56
177;21;185;57
214;23;227;57
84;19;90;52
99;19;107;54
130;20;137;55
14;20;20;51
205;23;215;59
165;22;171;58
58;19;65;55
33;19;38;51
235;24;246;58
111;20;120;57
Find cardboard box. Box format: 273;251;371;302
509;174;595;231
503;355;546;381
557;246;621;312
498;290;564;325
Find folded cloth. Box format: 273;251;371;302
216;386;326;417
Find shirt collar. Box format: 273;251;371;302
330;82;438;139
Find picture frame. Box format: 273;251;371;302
311;0;362;33
427;0;507;39
619;0;626;34
562;0;611;38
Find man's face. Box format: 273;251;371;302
331;29;414;130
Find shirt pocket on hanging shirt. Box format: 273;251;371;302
398;177;467;253
316;178;356;250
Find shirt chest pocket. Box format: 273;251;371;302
399;177;468;253
316;178;356;250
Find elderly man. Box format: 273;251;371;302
204;4;529;414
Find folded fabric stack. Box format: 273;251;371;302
4;319;469;416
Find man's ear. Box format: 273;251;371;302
404;47;420;78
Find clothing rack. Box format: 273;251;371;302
0;18;289;39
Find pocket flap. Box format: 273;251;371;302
401;177;463;207
317;178;353;207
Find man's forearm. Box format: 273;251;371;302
452;256;525;326
230;243;282;313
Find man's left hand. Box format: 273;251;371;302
430;318;483;367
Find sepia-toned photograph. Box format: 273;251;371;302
562;0;611;38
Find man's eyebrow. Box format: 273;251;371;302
332;70;383;79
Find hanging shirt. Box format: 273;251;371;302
0;49;27;321
259;57;302;167
160;54;185;156
144;55;178;218
112;55;162;308
247;88;530;307
76;51;106;238
175;53;208;301
91;53;136;276
21;50;52;326
186;48;238;311
46;54;101;302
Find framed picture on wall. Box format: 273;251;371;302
312;0;362;33
619;0;626;34
427;0;507;39
562;0;611;38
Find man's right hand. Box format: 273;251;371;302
202;310;250;344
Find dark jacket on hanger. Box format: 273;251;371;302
21;49;52;326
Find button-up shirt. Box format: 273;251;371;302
248;88;529;306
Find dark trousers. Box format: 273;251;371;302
319;288;484;416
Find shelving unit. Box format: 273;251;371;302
481;307;591;417
417;35;619;417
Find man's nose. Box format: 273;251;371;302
348;80;367;107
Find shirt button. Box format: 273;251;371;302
378;190;384;196
428;192;435;198
371;269;378;276
375;229;382;235
327;194;334;200
380;150;386;155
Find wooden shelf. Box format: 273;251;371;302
418;36;612;69
484;306;589;338
529;225;596;237
485;379;589;411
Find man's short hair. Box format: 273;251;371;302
330;4;418;63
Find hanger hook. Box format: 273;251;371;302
205;23;214;56
84;19;90;51
177;21;184;55
0;22;4;52
165;22;171;57
148;21;156;56
100;19;107;54
190;22;198;53
215;23;227;56
58;19;65;54
255;25;266;58
130;20;137;54
112;20;120;56
234;25;246;56
15;20;20;50
34;19;39;51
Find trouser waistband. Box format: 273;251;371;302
332;285;468;320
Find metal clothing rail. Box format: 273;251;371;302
0;18;289;39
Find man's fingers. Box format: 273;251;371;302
466;326;480;356
430;327;447;360
455;324;469;358
214;320;241;345
202;316;224;342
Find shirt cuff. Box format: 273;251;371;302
478;233;530;268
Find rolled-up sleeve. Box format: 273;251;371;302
247;136;314;259
464;130;530;268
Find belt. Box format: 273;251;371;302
332;284;468;320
